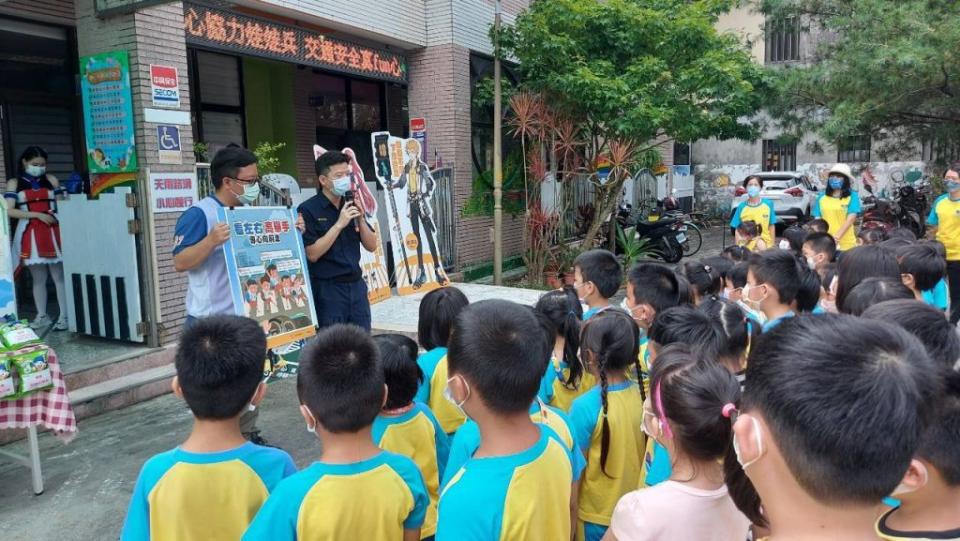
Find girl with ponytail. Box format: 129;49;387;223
606;343;749;541
535;287;594;411
698;297;759;385
569;310;644;541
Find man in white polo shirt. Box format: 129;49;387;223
172;145;268;444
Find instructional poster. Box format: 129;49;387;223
371;132;449;296
313;145;391;304
218;206;318;349
79;50;137;174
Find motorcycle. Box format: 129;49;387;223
616;200;690;263
861;183;927;237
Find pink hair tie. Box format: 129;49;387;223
722;403;737;418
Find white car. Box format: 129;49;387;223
730;171;820;224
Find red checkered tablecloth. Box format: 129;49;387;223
0;348;77;443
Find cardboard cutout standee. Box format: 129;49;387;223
371;132;448;295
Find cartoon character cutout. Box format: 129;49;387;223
391;138;447;288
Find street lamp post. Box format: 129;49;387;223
493;0;503;285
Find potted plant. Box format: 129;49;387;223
555;244;580;286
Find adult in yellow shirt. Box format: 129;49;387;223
927;167;960;324
730;175;776;250
811;163;861;251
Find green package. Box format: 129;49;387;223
0;321;40;350
0;357;14;399
11;347;52;395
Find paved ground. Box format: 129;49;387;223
0;226;730;540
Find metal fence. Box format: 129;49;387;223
560;173;597;241
430;167;457;270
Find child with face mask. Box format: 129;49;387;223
744;250;802;332
605;344;750;541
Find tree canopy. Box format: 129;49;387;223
500;0;770;146
761;0;960;160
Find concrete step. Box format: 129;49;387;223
69;363;176;421
64;347;171;391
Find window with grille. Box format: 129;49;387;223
763;139;797;171
765;17;800;63
837;135;871;163
673;141;691;166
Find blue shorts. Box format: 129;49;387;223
312;279;371;331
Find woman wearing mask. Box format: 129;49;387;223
5;146;68;330
812;163;862;252
926;166;960;324
730;176;776;251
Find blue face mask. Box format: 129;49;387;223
828;177;845;191
947;180;960;193
331;176;351;197
746;185;761;198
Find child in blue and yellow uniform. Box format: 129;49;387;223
927;168;960;324
730;175;776;250
437;300;584;540
896;242;946;304
724;315;938;541
573;249;622;320
861;301;960;541
414;287;470;435
620;262;682;397
744;250;800;332
244;325;428;541
735;220;767;252
372;334;449;541
569;310;646;541
811;163;861;252
121;316;296;541
535;287;595;412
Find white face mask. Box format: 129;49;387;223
733;416;765;470
806;257;818;270
25;165;46;178
443;375;470;412
779;239;791;250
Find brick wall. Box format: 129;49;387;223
76;0;195;345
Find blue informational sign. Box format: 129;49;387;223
218;206;318;348
80;50;137;173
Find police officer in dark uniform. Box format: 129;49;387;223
298;151;377;330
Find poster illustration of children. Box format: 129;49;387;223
259;276;278;314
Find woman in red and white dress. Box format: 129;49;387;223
5;146;68;331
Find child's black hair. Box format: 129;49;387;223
627;263;680;313
748;249;802;305
574;249;623;299
579;309;641;476
725;314;940;526
297;324;384;433
681;259;723;302
857;228;886;245
836;245;902;311
698;297;758;373
417;286;470;350
803;232;837;262
649;305;724;362
781;224;808;253
704;256;734;282
373;334;423;410
722;245;751;263
674;273;693;305
736;220;762;240
650;343;741;464
795;262;822;313
862;299;960;371
534;287;583;389
896;242;947;292
841;277;915;316
175;315;267;420
916;382;960;486
447;299;549;414
805;218;829;234
727;262;749;289
820;263;838;293
886;226;918;243
879;237;913;251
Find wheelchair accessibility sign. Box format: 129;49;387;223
156;124;182;164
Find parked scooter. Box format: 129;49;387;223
617;200;690;263
860;183;927;237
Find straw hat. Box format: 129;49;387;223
827;163;854;182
